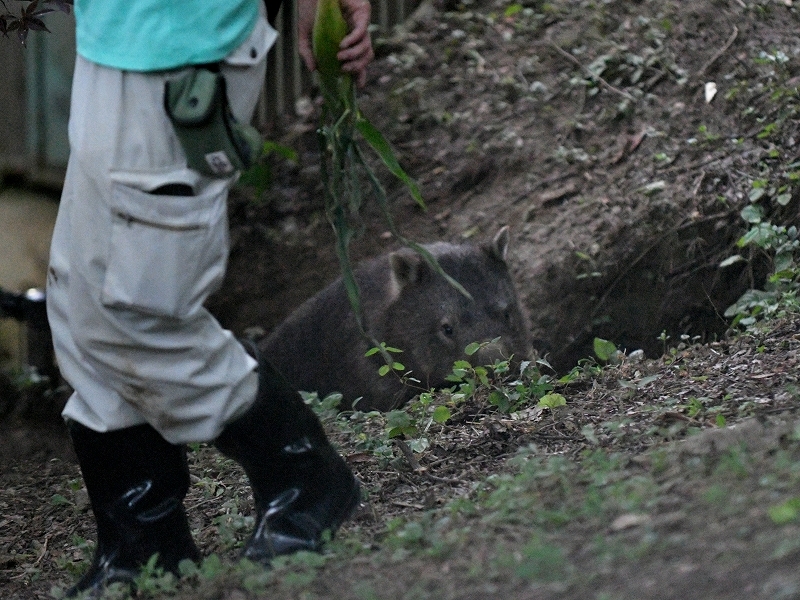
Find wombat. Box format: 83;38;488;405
259;227;530;412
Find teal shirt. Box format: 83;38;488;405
75;1;260;71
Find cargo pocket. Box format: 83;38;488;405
100;179;228;319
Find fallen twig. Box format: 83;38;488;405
394;438;422;471
545;41;637;102
425;472;470;486
696;25;739;78
32;534;50;568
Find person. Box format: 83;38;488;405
45;0;374;596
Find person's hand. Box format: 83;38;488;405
298;0;375;88
336;0;374;87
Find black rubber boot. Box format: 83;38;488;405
65;421;200;598
214;357;360;563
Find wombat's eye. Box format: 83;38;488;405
441;323;454;336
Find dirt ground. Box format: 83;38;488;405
2;0;800;598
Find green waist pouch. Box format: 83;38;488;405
164;67;262;178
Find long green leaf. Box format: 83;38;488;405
356;116;425;209
354;143;472;300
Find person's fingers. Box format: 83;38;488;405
299;40;316;72
338;40;374;87
298;0;318;72
338;0;373;87
339;0;371;50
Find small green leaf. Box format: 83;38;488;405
593;337;618;362
261;140;298;161
465;342;482;356
386;427;404;438
386;410;412;429
774;252;794;273
392;362;405;372
238;162;273;198
768;498;800;524
537;393;567;409
740;204;763;223
200;554;224;578
355;117;424;208
408;438;429;453
581;424;599;444
432;405;451;423
488;390;511;412
379;365;391;376
178;558;200;578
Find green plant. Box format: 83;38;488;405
558;357;603;384
767;497;800;524
722;192;799;327
1;0;71;44
695;123;721;144
212;501;253;550
592;337;618;363
131;554;180;596
365;343;405;377
444;342;557;415
506;534;568;582
537;393;567;411
237;140;298;201
381;513;464;565
313;0;467;367
323;344;558;466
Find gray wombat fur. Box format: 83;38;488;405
260;227;530;411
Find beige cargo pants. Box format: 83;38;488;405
47;13;277;444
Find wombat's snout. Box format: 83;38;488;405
470;337;519;365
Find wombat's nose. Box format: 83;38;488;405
471;338;508;362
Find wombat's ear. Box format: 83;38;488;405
389;248;425;290
486;226;510;262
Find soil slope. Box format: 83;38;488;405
2;0;800;598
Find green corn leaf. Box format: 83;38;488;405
355;116;424;208
313;0;348;80
312;0;471;378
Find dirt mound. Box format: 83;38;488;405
211;0;797;372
